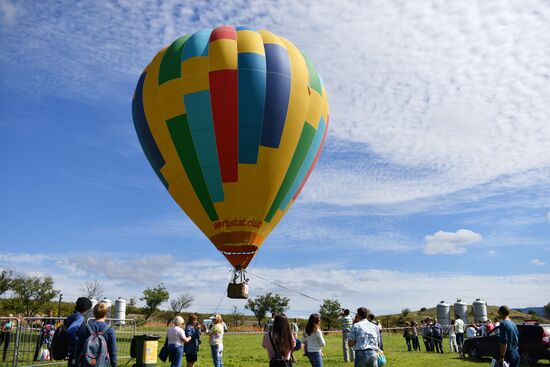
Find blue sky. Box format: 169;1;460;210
1;0;549;316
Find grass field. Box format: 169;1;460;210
152;332;550;367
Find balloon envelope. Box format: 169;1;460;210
132;26;329;269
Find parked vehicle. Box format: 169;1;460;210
462;322;550;365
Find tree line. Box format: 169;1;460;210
1;269;373;329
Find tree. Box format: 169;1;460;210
82;278;104;300
544;302;550;318
127;297;139;314
245;292;290;328
140;284;169;320
11;275;58;316
167;294;194;325
230;306;245;326
0;270;13;297
401;308;411;317
319;299;341;330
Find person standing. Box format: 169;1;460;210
262;314;296;365
34;310;56;361
75;302;117;367
466;324;477;338
0;315;14;361
432;319;443;353
454;314;465;353
348;307;379;367
449;319;458;353
266;312;277;331
411;321;421;351
184;315;201;367
166;316;190;367
291;318;302;350
302;314;325;367
66;297;92;367
208;314;225;367
485;319;494;334
497;305;520;367
338;309;355;362
366;314;383;351
403;322;412;352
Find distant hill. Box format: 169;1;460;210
514;307;546;316
377;305;550;328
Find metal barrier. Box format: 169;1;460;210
4;317;137;367
0;317;19;367
15;317;66;367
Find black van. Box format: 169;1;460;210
462;323;550;365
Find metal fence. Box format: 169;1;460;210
0;317;137;367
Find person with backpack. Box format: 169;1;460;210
262;314;296;367
302;314;325;367
56;297;92;367
76;302;117;367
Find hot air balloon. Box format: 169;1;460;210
132;26;328;298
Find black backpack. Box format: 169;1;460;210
268;333;292;367
51;319;71;360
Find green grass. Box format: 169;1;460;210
153;332;550;367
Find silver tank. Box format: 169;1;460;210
101;298;112;318
86;298;98;320
436;301;451;328
114;297;127;325
472;298;488;322
454;299;468;325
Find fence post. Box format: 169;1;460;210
12;318;21;367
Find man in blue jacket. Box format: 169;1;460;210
66;297;92;367
497;305;519;367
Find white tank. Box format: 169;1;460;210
472;298;488;322
87;298;98;320
114;297;127;325
101;298;112;318
454;299;468;325
436;301;451;328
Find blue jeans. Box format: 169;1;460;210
354;349;378;367
456;333;464;350
168;344;183;367
210;344;223;367
506;349;520;367
307;351;323;367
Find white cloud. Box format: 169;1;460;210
2;0;550;215
424;229;483;255
1;252;549;316
546;211;550;223
531;258;546;267
0;0;18;27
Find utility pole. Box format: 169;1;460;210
57;292;63;317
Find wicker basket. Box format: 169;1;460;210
227;282;249;299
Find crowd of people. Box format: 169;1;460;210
259;307;384;367
397;305;520;367
401;314;501;355
2;300;522;367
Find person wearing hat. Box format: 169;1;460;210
66;297;92;367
